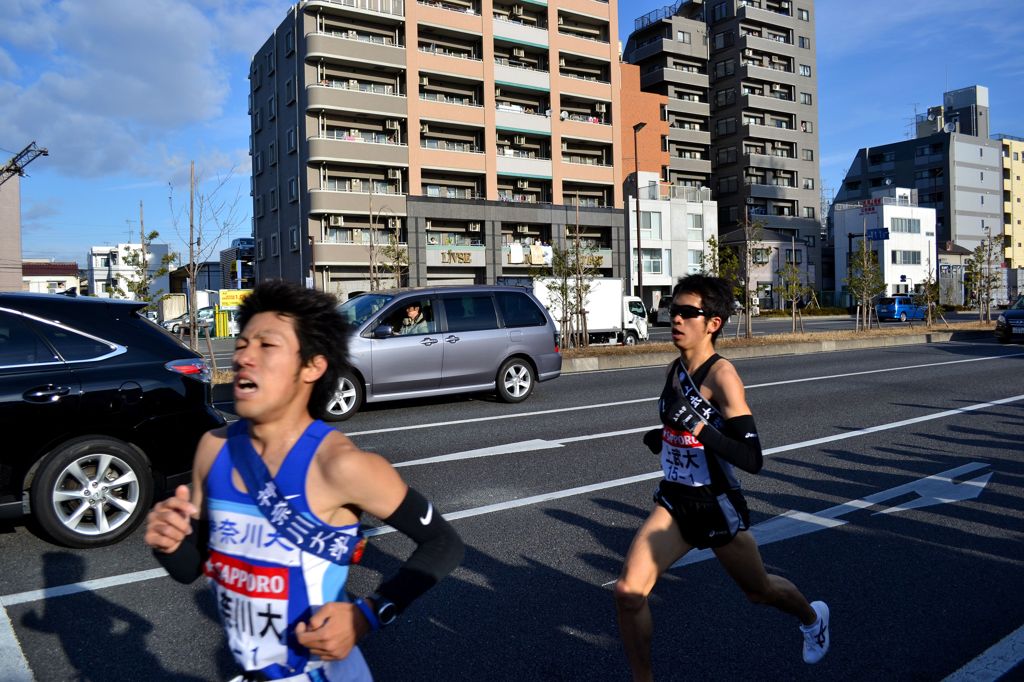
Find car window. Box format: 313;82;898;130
0;311;58;367
878;298;895;306
443;294;499;333
387;299;436;336
627;300;647;318
338;293;394;327
31;321;117;362
495;291;546;328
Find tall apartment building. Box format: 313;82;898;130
250;0;623;297
834;86;1002;254
997;135;1024;271
623;0;822;290
0;176;21;292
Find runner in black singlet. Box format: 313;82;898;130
614;275;830;681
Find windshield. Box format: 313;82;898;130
1011;295;1024;310
878;298;895;306
338;293;394;327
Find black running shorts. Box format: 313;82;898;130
654;483;750;550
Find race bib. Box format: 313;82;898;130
659;427;712;487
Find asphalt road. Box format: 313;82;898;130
1;338;1022;680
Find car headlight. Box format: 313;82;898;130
997;314;1006;323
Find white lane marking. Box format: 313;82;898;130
347;351;1024;436
942;622;1024;681
394;393;1024;468
0;608;32;682
0;568;169;608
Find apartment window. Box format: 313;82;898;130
803;148;814;161
269;188;278;211
253;108;262;132
677;30;691;44
661;135;668;152
799;64;811;77
1015;152;1020;161
687;213;703;242
287;127;297;152
803;206;815;219
752;248;771;265
803;178;815;189
980;195;984;205
980;171;984;181
285;30;295;55
718;175;738;195
660;103;667;121
268;96;276;120
288;176;298;202
799;36;810;49
714;59;735;79
640;211;662;239
285;78;296;104
271;234;279;256
800;92;812;105
713;31;729;50
641;248;663;274
891;250;921;265
255;195;264;217
800;120;813;133
687;249;702;274
289;226;299;252
267;50;275;75
269;142;277;166
798;8;810;20
711;2;728;23
717;146;737;165
785;249;803;264
252;63;262;90
256;238;265;260
891;217;921;234
254;151;263;175
249;133;254;155
716;117;737;136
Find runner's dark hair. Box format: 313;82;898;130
237;279;349;419
671;274;733;343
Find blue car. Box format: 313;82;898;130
875;296;926;322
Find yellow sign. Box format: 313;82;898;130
219;289;252;309
441;251;473;264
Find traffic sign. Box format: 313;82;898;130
866;228;890;241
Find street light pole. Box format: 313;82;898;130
632;122;646;302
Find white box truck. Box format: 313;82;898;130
533;277;649;345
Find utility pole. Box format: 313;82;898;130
189;161;196;349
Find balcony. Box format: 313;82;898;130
742;122;804;143
641;66;707;90
668;157;712;175
305;0;405;19
667;125;711;146
495;105;552;134
665;98;709;118
418;145;488;172
740;62;797;85
308;84;407;116
312;242;371;265
496;153;552;178
741;91;801;115
736;2;793;26
306;32;405;68
746;181;797;199
744;152;800;171
308;136;409;166
493;17;549;47
741;33;798;59
308;189;408;215
494;61;550;90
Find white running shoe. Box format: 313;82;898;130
800;600;830;664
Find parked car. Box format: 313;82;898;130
161;306;215;335
995;294;1024;343
329;286;562;420
875;296;927;322
0;293;224;547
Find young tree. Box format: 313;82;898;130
380;224;409;288
913;256;942;328
168;161;244;350
776;258;810;333
965;236;1001;322
121;231;175;307
845;235;885;331
736;211;765;338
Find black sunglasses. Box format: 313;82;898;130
669;304;706;319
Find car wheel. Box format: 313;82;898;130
496;357;535;403
31;437;153;548
323;370;363;421
899;312;908;322
171;323;180;334
623;331;639;346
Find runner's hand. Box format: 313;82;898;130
664;397;704;434
642;428;663;454
295;601;371;660
144;485;196;553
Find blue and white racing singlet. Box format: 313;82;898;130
205;420;373;681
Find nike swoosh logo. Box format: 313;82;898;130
419;503;433;525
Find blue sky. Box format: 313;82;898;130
4;0;1023;268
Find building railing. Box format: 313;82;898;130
494;57;549;74
317;132;406;146
313;29;401;47
312;81;404;96
421;141;484;153
420;93;483;107
419;45;482;61
416;0;478;14
312;0;405;18
833;196;918;211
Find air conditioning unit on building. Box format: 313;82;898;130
514;135;526;145
495;87;502;96
329;215;345;227
351;178;362;190
511;5;523;16
512;47;525;58
385;119;399;129
559;57;566;67
745;49;755;57
348;79;359;89
426;219;433;229
419;75;429;86
595;102;606;113
387;168;401;179
557;15;564;25
347;30;357;38
387;217;398;228
516;179;529;189
468;222;481;232
561;140;568;151
420;123;430;133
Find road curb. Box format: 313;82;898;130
560;330;993;373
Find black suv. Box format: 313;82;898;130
0;293;224;547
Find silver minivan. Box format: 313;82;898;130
327;286;562;420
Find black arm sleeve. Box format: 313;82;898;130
374;487;464;613
152;518;209;584
693;414;763;474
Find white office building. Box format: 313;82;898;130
87;243;170;300
832;187;936;298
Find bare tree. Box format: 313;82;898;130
913;255;944;328
120;230;175;307
965;232;1001;322
845;224;885;331
168;161;244;350
736;210;765;338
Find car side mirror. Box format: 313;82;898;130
373;324;395;338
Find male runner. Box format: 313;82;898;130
614;274;829;680
145;280;464;681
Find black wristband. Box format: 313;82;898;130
152;518;208;584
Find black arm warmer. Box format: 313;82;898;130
375;487;464;613
693;414;764;474
152;518;209;584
